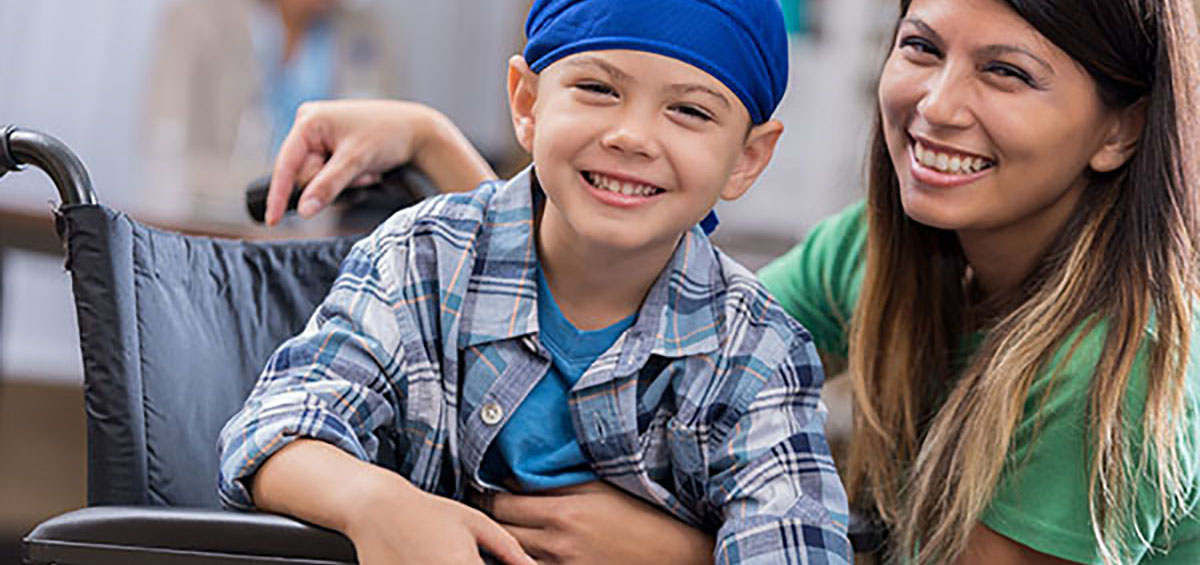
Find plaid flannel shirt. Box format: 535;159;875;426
218;169;850;563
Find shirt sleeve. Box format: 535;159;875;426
757;201;866;361
216;229;410;510
707;334;852;564
981;323;1200;563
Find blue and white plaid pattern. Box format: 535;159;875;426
218;169;850;563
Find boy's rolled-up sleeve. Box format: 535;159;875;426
217;232;409;510
708;337;851;564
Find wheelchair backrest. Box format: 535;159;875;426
58;204;361;507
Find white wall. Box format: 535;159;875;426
0;0;170;383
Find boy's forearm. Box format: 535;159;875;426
250;439;415;537
413;109;498;193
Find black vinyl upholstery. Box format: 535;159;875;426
58;205;358;507
22;204;362;564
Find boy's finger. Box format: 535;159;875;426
468;512;538;565
499;524;554;560
267;127;315;226
349;172;382;187
296;154;327;187
488;493;553;528
298;149;362;218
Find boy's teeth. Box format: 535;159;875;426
914;142;993;175
588;171;660;197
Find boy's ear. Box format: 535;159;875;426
720;120;784;201
1089;98;1146;173
508;55;539;153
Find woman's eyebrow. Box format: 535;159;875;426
977;44;1055;75
900;17;944;45
901;17;1054;76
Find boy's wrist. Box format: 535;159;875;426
410;107;453;172
341;463;421;538
409;106;498;192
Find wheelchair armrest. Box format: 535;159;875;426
23;506;356;565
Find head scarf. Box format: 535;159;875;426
524;0;790;124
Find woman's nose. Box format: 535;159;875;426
916;69;975;130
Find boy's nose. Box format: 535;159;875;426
600;116;660;160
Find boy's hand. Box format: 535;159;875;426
267;100;434;226
265;99;497;226
346;476;536;565
486;481;713;565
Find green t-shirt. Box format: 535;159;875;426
759;201;1200;563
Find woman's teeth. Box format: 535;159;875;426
585;171;662;197
914;142;994;175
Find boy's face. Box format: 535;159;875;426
508;50;783;255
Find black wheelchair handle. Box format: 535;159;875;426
1;125;97;206
245;164;436;223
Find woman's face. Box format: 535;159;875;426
879;0;1121;243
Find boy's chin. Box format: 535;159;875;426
580;224;684;255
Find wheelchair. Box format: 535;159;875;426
3;126;884;564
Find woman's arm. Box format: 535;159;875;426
959;523;1077;565
264;99;498;226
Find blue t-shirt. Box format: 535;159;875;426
481;267;635;490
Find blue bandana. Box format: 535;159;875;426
524;0;790;124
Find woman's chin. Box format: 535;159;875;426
899;188;966;232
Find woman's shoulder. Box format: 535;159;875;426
757;200;867;358
984;313;1200;562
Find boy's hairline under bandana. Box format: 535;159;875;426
523;0;790;125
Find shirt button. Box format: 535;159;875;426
480;402;504;426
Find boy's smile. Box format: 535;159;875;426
580;170;664;207
507;49;782;263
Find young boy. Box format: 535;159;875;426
218;0;850;563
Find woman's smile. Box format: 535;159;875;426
908;135;996;188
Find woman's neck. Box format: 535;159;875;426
536;204;679;331
957;180;1085;299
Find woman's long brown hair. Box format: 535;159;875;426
846;1;1200;562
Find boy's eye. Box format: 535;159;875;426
671;104;713;122
575;82;617;97
898;35;941;59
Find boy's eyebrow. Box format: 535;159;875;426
565;55;732;109
666;84;731;109
564;55;632;82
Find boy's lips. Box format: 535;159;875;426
580;170;665;208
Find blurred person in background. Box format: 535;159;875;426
140;0;401;223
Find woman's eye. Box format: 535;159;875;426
899;36;941;58
984;63;1036;87
672;104;713;122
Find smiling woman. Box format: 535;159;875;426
788;0;1200;562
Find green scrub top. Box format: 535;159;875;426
758;201;1200;563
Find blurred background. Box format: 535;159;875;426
0;0;895;559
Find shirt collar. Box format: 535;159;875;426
459;167;722;358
